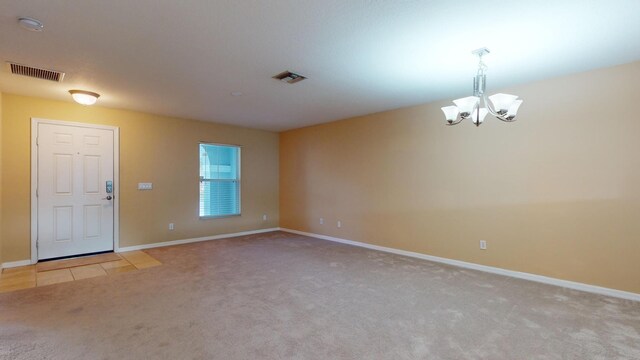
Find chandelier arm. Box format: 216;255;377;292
446;117;464;126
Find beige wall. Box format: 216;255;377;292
280;61;640;294
0;92;3;265
1;94;279;263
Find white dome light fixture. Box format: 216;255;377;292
18;17;44;31
69;90;100;106
442;48;523;127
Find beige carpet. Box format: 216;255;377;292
1;231;639;359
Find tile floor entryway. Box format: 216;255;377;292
0;251;161;293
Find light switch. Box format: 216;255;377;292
138;182;153;190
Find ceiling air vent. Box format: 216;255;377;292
272;70;306;84
6;62;65;82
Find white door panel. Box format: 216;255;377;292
37;123;114;260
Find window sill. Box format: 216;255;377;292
199;214;241;220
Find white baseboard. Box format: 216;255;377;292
1;259;33;270
280;228;640;302
1;228;279;270
117;227;280;252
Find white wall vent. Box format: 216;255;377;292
6;62;65;82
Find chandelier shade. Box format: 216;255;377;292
452;96;480;118
441;48;523;126
505;100;523;120
471;108;488;126
488;93;518;114
441;106;460;124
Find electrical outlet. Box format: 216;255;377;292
479;240;487;250
337;220;342;228
320;218;324;225
169;223;175;230
263;214;267;221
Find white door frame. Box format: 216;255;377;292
30;118;120;264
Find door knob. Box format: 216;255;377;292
102;195;113;200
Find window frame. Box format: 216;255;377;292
198;142;242;219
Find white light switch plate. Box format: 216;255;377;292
138;182;153;190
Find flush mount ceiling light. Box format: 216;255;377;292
18;17;44;31
441;48;523;127
69;90;100;105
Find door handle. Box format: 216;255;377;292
102;195;113;200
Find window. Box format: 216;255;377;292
199;143;241;217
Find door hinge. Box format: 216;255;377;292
36;136;38;146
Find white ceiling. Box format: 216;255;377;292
1;0;640;131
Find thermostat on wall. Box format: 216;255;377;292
138;183;153;190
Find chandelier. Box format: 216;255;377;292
441;48;523;126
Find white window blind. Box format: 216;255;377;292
199;143;240;217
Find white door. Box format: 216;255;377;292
37;122;115;260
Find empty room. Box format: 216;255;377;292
1;1;639;359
